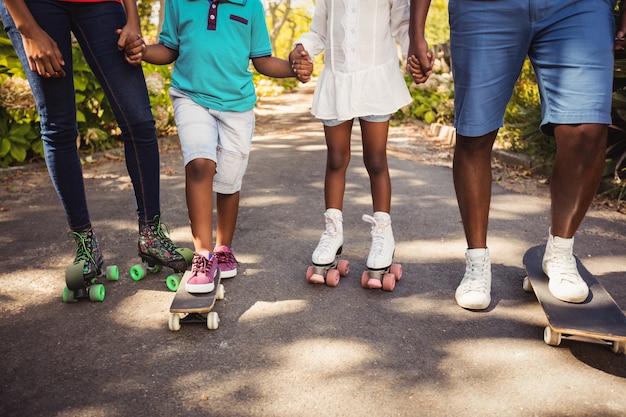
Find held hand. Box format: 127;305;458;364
289;46;313;83
407;52;434;84
21;28;66;78
116;28;145;65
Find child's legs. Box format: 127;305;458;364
322;120;353;210
212;109;254;248
359;117;391;213
170;88;219;253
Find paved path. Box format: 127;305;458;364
1;85;625;417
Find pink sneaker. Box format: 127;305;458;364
214;245;237;278
186;253;217;293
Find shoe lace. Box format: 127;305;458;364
462;258;489;292
191;254;209;274
546;253;580;284
363;214;386;257
214;250;236;264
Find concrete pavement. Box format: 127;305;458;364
1;85;625;417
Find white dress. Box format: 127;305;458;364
296;0;412;121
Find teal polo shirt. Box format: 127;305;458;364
159;0;272;112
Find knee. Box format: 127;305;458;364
327;151;350;172
123;119;157;145
186;159;216;183
364;154;388;176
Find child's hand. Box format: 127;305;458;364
407;52;434;84
289;44;313;83
116;29;145;66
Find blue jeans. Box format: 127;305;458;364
0;0;161;230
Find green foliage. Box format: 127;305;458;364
425;0;450;45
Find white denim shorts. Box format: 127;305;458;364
169;87;254;194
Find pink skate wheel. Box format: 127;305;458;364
337;260;350;277
361;271;370;288
326;269;340;287
382;273;396;291
390;264;402;281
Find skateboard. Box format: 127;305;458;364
129;247;194;292
523;245;626;354
306;248;350;287
62;261;119;303
361;263;402;291
168;270;224;331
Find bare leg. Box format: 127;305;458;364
215;192;239;248
323;120;353;210
452;131;498;248
550;124;607;238
185;158;216;254
360;119;392;213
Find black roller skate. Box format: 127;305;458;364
63;228;119;303
129;215;193;291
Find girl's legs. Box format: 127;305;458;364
186;159;217;254
215;192;239;248
359;119;395;274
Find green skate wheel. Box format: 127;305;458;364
165;274;181;292
176;247;194;265
62;287;77;303
129;264;147;281
106;265;119;281
66;261;86;290
88;284;106;302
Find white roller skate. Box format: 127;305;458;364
306;208;350;287
361;212;402;291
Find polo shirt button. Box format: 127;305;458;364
210;15;215;20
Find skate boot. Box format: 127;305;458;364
361;212;402;291
542;231;588;303
306;208;350;286
130;215;194;291
63;228;119;303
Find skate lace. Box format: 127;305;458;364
362;214;386;256
69;230;96;265
152;215;178;251
317;213;340;252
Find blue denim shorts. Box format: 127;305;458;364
320;114;391;127
169;87;254;194
449;0;615;137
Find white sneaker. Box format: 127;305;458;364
455;248;491;310
312;209;344;265
542;232;588;303
363;212;395;270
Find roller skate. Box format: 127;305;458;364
62;228;119;303
129;215;194;291
306;209;350;287
361;212;402;291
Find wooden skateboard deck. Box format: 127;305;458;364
523;245;626;354
168;270;224;331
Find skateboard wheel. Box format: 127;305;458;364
522;276;532;292
382;273;396;291
129;264;147;281
337;260;350;277
216;284;225;300
88;284;106;302
176;247;194;265
543;326;561;346
62;287;77;303
166;274;181;292
207;311;220;330
390;263;402;281
168;313;181;331
611;341;626;355
326;269;340;287
106;265;119;281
